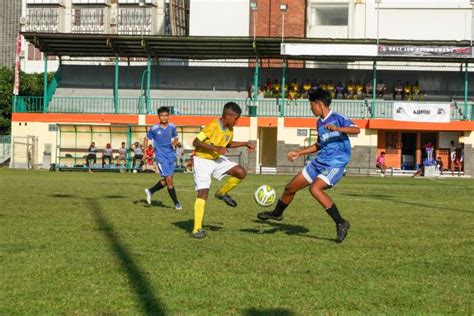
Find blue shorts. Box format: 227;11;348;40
156;157;175;177
302;160;346;187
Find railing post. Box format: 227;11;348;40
281;59;287;117
250;56;259;117
146;56;151;114
372;60;377;118
464;61;468;120
114;54;119;114
43;54;48;112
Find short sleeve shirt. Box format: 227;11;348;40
147;123;177;160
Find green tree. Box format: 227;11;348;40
0;67;53;135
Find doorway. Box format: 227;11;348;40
401;132;416;170
258;127;277;166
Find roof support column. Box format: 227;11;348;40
114;54;119;114
464;61;469;120
126;58;130;88
281;59;287;117
250;57;259;117
43;54;48;112
146;56;151;114
372;61;377;118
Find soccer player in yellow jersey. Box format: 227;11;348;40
191;102;255;238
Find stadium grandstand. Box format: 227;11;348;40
8;0;474;177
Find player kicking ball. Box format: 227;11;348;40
191;102;255;238
257;88;360;243
144;106;182;210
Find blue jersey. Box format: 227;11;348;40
147;123;177;161
315;111;357;167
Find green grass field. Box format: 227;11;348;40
1;169;473;315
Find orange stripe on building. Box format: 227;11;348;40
258;117;277;127
368;119;474;131
146;115;251;127
285;118;370;128
12;113;139;124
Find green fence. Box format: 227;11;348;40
13;96;474;120
0;135;11;161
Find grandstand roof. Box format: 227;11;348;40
22;32;474;63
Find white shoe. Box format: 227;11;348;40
145;189;152;205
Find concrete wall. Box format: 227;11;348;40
189;0;249;36
0;0;21;68
308;0;472;41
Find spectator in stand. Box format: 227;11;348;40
263;78;273;97
272;79;281;98
289;78;299;92
393;80;403;100
142;144;158;173
412;81;423;100
403;81;412;100
319;81;327;91
102;143;113;168
116;141;127;173
376;151;387;177
452;155;463;176
302;79;312;97
175;142;184;168
376;80;387;98
425;142;434;161
449;140;457;169
435;156;444;175
131;142;144;169
327;80;336;99
335;82;345;99
311;79;319;90
365;81;373;97
346;80;356;99
85;142;97;173
355;81;365;99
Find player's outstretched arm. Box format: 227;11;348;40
288;143;318;162
192;137;227;155
228;141;255;153
325;124;360;135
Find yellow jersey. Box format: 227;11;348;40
195;119;233;160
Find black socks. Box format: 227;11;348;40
325;204;345;224
272;199;289;217
149;180;165;194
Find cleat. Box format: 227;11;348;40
257;211;283;221
336;220;350;243
145;188;152;205
174;203;183;210
192;229;206;239
215;193;237;207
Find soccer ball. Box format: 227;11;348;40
254;185;276;207
133;169;138;174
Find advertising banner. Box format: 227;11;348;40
378;45;471;58
393;102;450;123
13;33;22;96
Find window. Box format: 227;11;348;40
48;124;58;132
311;4;348;26
297;129;308;137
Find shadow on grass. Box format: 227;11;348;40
50;194;76;198
172;219;224;233
345;193;472;214
103;195;126;199
243;308;294;316
241;220;334;242
133;199;173;209
86;198;166;315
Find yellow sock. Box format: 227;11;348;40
216;176;242;197
192;198;206;233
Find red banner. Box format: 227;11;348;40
13;33;21;96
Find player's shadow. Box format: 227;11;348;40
172;219;224;233
50;193;76;198
241;220;334;242
133;199;173;209
103;195;126;199
243;308;294;316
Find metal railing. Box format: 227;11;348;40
13;96;474;120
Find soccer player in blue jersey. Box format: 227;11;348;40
144;106;182;210
257;88;360;243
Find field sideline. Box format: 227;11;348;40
0;169;473;314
